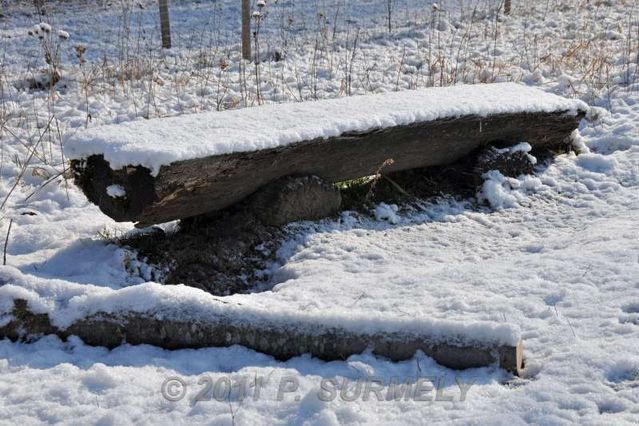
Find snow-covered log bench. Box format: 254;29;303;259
67;83;587;226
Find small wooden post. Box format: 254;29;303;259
504;0;511;15
159;0;172;49
242;0;251;60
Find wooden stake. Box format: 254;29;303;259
159;0;171;49
242;0;251;60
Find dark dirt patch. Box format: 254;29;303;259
122;175;342;295
121;144;557;296
122;208;285;296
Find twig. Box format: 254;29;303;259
395;44;406;91
382;175;411;197
54;117;70;200
554;305;577;338
3;219;13;266
1;116;54;211
24;167;69;202
366;158;394;201
0;122;48;164
580;264;592;278
348;292;366;307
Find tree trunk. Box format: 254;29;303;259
159;0;171;49
241;0;251;60
72;110;584;226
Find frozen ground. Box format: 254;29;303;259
0;0;638;424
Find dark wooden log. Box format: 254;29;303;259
2;299;524;375
72;110;584;226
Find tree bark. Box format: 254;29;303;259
159;0;171;49
72;110;584;226
2;299;524;375
241;0;251;60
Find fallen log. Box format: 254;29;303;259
67;83;587;226
1;299;524;375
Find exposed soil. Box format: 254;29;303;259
122;144;558;296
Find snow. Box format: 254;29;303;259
0;0;638;423
65;83;587;175
0;336;523;425
576;153;619;174
494;142;537;163
494;142;533;155
105;184;126;198
38;23;52;33
477;170;543;210
373;203;400;225
0;266;520;347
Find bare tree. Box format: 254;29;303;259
505;0;512;15
159;0;171;49
386;0;394;33
242;0;251;60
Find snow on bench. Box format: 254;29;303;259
0;267;524;374
67;83;588;225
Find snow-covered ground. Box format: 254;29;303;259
0;0;638;424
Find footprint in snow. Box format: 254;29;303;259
619;302;639;325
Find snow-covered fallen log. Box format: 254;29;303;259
0;268;523;375
1;299;524;375
67;83;587;226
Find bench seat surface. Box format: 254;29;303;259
65;83;587;175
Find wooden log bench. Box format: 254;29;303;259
66;83;588;226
